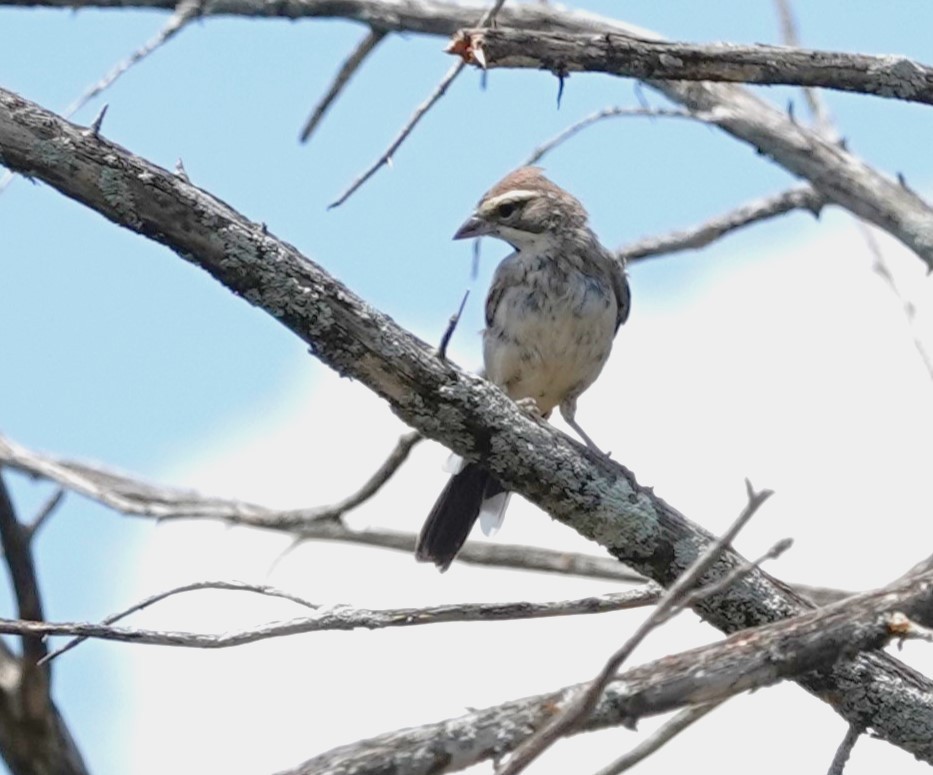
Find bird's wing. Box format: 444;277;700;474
612;262;632;331
484;252;525;328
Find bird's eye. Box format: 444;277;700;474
496;202;517;219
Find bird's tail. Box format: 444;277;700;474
416;462;505;571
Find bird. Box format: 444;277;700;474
415;167;631;571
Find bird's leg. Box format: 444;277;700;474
559;396;610;458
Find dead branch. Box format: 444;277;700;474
298;27;387;143
591;702;723;775
451;28;933;107
287;565;933;774
618;185;826;263
524;106;698;165
0;587;664;648
329;0;507;207
0;474;88;775
827;723;862;775
2;86;933;762
41;579;321;665
496;482;773;775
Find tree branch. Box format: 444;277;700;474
0;587;664;648
298;27;387;143
591;701;722;775
617;185;825;263
451;29;933;107
2;86;933;763
496;482;773;775
0;431;649;582
0;474;88;775
288;565;933;774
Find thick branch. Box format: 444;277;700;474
0;476;87;775
289;566;933;774
2;87;933;762
452;30;933;106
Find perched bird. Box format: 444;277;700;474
416;167;631;571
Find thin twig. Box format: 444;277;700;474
328;58;467;209
39;579;320;665
617;186;825;264
496;480;773;775
437;289;470;361
328;0;508;208
25;487;65;542
3;587;664;652
860;221;933;381
671;536;793;620
64;0;202;119
0;0;199;197
773;0;835;135
771;2;933;384
592;702;723;775
287;431;424;521
827;723;862;775
299;27;387;143
524;106;696;165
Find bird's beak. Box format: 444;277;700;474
453;214;491;240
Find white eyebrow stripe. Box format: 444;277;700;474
483;189;539;210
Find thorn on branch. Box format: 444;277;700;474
26;488;66;542
555;70;567;109
897;171;915;195
82;103;109;138
174;158;190;182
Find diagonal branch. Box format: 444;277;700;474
298;27;387;143
617;185;826;263
591;701;723;775
287;564;933;774
2;86;933;763
497;482;773;775
523;106;698;166
328;0;507;207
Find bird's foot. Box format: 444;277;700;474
515;397;543;417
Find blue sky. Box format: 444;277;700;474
2;2;933;773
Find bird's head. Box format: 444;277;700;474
453;167;588;253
